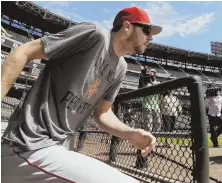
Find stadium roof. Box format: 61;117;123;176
2;1;222;68
1;1;76;34
144;43;222;68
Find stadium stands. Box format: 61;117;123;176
2;22;33;43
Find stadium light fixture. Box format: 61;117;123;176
211;41;222;56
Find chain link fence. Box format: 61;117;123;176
74;76;209;183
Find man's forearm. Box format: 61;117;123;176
93;109;134;140
1;48;29;100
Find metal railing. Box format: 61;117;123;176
74;76;209;183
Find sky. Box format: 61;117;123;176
34;1;222;54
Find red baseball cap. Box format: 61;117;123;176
113;7;162;35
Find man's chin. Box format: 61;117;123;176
131;46;146;54
136;48;146;54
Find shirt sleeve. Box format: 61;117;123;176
41;22;96;59
219;96;222;104
103;75;125;102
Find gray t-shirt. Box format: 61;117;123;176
2;22;127;151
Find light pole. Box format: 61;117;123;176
211;41;222;56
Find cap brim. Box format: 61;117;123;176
137;22;162;35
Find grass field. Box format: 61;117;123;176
157;136;222;147
208;136;222;147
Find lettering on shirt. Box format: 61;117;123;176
60;55;117;114
94;56;115;83
60;91;91;115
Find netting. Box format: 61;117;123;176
73;85;198;183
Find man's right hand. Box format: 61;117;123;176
126;128;156;157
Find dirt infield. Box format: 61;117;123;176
209;147;222;183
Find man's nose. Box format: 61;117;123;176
147;35;153;41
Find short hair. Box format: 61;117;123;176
111;24;123;32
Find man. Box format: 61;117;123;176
1;7;162;183
205;88;222;148
161;90;182;147
144;69;161;132
135;68;161;168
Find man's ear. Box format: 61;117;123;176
122;21;132;31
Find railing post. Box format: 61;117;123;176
109;100;120;162
77;131;87;151
135;67;149;169
189;77;209;183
